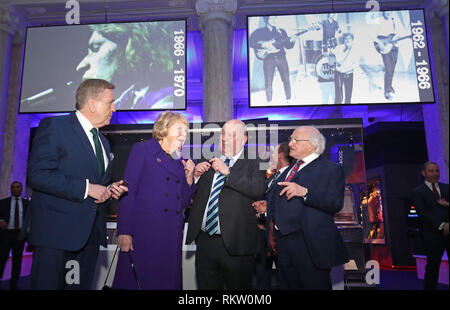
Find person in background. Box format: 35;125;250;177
412;162;449;290
252;143;293;289
113;111;196;290
0;181;30;290
249;16;296;104
333;32;358;104
27;79;128;290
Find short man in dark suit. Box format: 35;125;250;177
27;79;128;290
412;162;449;290
0;181;29;290
186;119;267;289
266;126;348;289
252;143;293;289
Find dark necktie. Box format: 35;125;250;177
205;158;231;236
285;160;304;182
14;197;19;229
90;128;105;179
432;183;441;199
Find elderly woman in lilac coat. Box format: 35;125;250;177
113;112;195;290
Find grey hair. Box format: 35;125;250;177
308;127;326;155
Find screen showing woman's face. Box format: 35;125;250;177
76;30;119;82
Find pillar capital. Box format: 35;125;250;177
195;0;237;26
0;3;27;41
426;0;449;20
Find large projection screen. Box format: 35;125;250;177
19;20;186;113
247;9;434;107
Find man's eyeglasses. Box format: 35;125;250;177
288;137;309;143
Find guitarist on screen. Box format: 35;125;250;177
249;16;296;104
373;11;407;100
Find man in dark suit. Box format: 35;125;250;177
27;79;128;290
186;119;267;289
252;143;293;289
0;181;29;290
266;126;348;289
412;162;449;290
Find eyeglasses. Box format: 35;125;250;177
288;137;309;143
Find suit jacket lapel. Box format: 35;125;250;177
70;113;99;178
100;133;112;181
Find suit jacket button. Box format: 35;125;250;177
165;193;169;197
176;211;180;215
164;208;168;213
176;180;180;184
166;177;170;181
177;195;180;200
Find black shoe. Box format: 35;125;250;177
384;91;392;100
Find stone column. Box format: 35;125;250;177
422;0;449;182
195;0;237;122
0;4;26;198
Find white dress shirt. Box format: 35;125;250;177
75;110;109;198
424;180;441;197
8;197;23;230
201;149;244;234
424;180;445;230
284;152;320;180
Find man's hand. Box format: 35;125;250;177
437;199;449;207
182;159;195;185
442;222;449;236
88;183;111;203
194;161;211;178
278;182;308;200
109;180;129;200
117;234;133;252
252;200;267;214
209;158;229;176
0;220;8;230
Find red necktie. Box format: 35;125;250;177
432;183;441;199
285;160;304;182
14;197;19;229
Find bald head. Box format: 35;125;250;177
221;119;248;157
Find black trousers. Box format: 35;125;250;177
195;231;254;290
381;46;398;93
263;54;291;102
275;229;331;290
423;233;449;290
0;229;25;289
30;213;101;290
334;71;353;104
255;228;277;290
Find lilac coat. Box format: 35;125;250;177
112;138;195;290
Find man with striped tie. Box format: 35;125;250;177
186;119;267;289
266;126;348;289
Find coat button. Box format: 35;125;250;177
176;211;180;215
165;193;169;197
176;180;180;184
164;208;168;213
166;177;170;181
177;195;180;200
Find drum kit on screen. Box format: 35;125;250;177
304;37;341;82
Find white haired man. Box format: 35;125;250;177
266;126;348;289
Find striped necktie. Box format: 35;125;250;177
285;160;304;182
205;158;231;236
